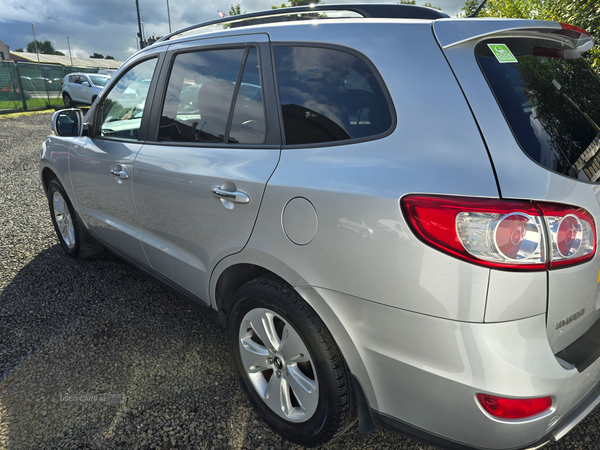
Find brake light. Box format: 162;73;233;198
556;23;591;39
61;81;64;85
554;23;594;53
538;202;596;268
401;195;596;271
477;394;552;419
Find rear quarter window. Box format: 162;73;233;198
477;38;600;182
274;45;393;146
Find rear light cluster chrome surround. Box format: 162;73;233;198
401;195;596;271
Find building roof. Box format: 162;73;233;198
9;52;122;68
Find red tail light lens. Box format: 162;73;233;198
401;195;596;271
477;394;552;419
554;23;594;53
556;23;591;39
537;202;596;268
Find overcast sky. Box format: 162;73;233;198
1;0;467;63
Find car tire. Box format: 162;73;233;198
47;179;103;259
63;92;73;108
227;276;356;447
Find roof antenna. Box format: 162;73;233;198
468;0;488;18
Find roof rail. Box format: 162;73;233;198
157;4;450;43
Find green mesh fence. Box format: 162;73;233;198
0;62;100;113
0;61;24;112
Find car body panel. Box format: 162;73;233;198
134;146;280;303
39;13;600;450
436;21;600;354
69;137;148;263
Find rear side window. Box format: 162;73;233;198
158;47;266;144
477;38;600;181
274;46;393;145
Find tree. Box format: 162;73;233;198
14;48;23;52
272;0;323;9
105;55;115;60
460;0;600;74
26;40;65;55
90;52;104;59
229;3;246;15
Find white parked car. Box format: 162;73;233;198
61;73;110;107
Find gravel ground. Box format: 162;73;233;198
0;112;599;450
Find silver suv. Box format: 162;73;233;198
61;72;110;107
40;5;600;449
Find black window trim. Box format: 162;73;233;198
270;41;397;149
147;41;281;149
89;53;164;143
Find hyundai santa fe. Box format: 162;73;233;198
39;4;600;449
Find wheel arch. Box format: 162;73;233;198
41;166;59;194
211;252;380;421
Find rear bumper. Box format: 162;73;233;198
372;375;600;450
306;287;600;450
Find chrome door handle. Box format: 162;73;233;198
110;168;129;179
212;187;250;204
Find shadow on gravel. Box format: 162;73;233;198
0;245;429;450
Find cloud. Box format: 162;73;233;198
1;0;466;62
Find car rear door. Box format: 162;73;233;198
132;34;281;304
69;50;164;264
435;20;600;356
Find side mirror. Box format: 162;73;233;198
51;109;84;137
82;81;90;87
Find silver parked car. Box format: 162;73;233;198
61;72;111;107
40;5;600;449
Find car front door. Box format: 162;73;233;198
133;34;281;303
79;75;93;103
68;53;163;264
70;75;85;102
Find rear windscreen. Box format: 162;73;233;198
476;38;600;182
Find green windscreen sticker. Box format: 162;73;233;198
488;44;518;63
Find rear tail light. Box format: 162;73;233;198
61;81;64;85
538;202;596;268
555;23;591;39
477;394;552;419
401;195;596;271
554;23;594;53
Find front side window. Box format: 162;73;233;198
477;38;600;181
158;47;266;144
95;58;158;141
274;45;393;145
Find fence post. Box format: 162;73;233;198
15;64;27;112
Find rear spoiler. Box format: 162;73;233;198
434;19;594;54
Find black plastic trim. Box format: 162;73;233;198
556;317;600;373
351;376;378;435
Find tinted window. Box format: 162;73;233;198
158;48;265;144
95;58;158;140
477;38;600;181
89;75;110;87
274;46;392;145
